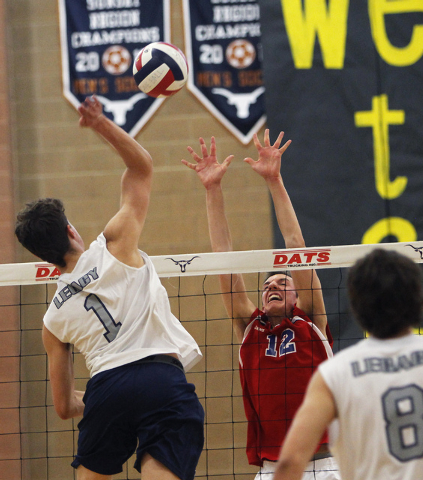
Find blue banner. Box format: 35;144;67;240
183;0;266;144
58;0;170;136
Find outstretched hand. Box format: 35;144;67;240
244;129;291;181
182;137;234;189
78;95;104;128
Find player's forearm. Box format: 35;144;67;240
266;176;305;249
206;184;233;253
273;460;304;480
53;389;85;420
91;114;152;174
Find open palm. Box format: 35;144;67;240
182;137;234;189
244;130;291;181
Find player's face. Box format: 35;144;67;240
262;274;297;317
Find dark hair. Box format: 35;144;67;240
348;249;423;338
15;198;70;268
263;271;292;283
262;271;298;298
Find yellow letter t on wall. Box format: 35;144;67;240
355;94;407;200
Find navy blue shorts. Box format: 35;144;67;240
71;356;204;479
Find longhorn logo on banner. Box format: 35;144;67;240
58;0;170;136
182;0;266;144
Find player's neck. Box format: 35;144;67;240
371;327;414;340
59;251;83;274
267;313;292;328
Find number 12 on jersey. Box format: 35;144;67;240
266;329;296;357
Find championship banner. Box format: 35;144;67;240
58;0;170;136
183;0;266;144
258;1;423;346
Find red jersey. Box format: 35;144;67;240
239;306;333;466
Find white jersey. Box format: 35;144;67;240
43;234;202;377
319;334;423;480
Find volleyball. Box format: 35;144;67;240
133;42;188;98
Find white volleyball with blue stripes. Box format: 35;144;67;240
133;42;188;98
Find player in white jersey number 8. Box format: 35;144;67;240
273;248;423;480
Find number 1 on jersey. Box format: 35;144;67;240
84;293;122;342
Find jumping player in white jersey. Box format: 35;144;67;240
274;248;423;480
15;96;204;480
182;131;340;479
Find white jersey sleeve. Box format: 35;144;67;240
43;233;202;376
319;334;423;480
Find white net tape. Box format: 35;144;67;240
2;241;423;285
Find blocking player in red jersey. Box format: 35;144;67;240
182;130;340;480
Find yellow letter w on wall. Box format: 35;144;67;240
281;0;349;69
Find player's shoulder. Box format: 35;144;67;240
245;308;266;328
320;339;365;370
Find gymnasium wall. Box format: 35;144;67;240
5;0;273;263
1;1;271;479
0;0;20;476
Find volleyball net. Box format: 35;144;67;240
1;241;422;479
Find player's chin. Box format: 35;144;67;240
264;301;289;317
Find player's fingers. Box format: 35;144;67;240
187;146;201;162
181;159;196;170
78;107;88;119
263;129;270;146
223;155;234;167
244;157;255;166
273;131;284;148
253;133;261;150
199;137;209;157
210;136;217;157
279;139;292;153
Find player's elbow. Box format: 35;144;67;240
284;232;305;249
56;408;71;420
128;148;153;179
140;149;153;175
55;401;73;420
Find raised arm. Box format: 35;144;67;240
78;96;153;267
245;130;327;335
182;137;256;341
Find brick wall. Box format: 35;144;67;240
4;1;275;478
8;0;273;262
0;1;21;478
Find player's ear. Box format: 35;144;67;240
67;223;77;238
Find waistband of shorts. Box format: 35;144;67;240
130;354;184;372
305;455;337;473
262;454;335;473
312;451;332;461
